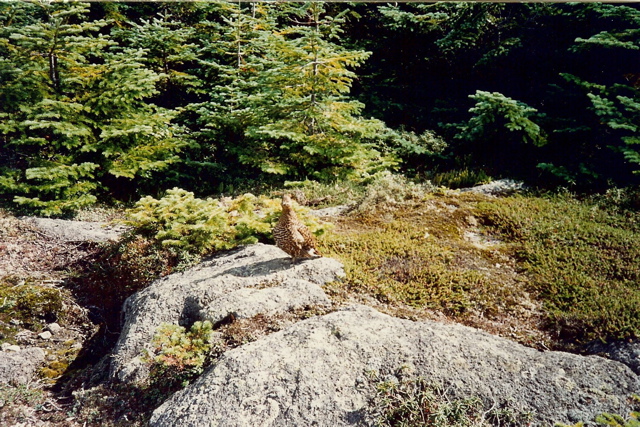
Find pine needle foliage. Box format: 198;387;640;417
145;320;215;389
456;91;546;148
111;11;201;107
0;1;186;216
197;1;395;181
124;188;328;256
451;91;546;177
559;74;640;175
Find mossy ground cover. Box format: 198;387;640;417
0;279;64;333
475;193;640;345
318;190;549;348
318;186;640;350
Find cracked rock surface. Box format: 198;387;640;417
151;305;638;427
109;243;344;382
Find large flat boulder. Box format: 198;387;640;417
109;243;344;382
151;305;639;427
21;217;127;242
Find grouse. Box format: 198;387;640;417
273;194;322;263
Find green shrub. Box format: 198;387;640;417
456;91;547;148
375;128;448;175
144;320;215;389
124;188;238;254
124;188;329;256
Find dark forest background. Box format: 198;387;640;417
1;1;638;215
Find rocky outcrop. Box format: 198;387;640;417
21;217;127;242
151;305;639;427
109;243;344;382
588;340;640;375
0;347;46;385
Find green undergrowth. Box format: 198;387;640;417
318;179;640;347
144;320;215;395
0;279;66;335
322;215;486;315
319;190;520;319
475;193;640;344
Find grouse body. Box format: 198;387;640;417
273;194;321;262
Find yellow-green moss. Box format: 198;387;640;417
39;344;82;382
319;195;504;318
40;360;69;379
0;281;64;331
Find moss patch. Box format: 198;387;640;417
318;193;539;334
0;280;65;332
475;194;640;344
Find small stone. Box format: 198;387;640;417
46;323;62;334
38;331;52;340
1;344;20;352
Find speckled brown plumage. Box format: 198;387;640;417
273;194;322;263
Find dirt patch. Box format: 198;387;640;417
0;211;107;426
0;213;106;280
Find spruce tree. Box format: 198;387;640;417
0;1;185;215
561;4;640;175
111;10;201;108
453;91;546;176
198;1;394;182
